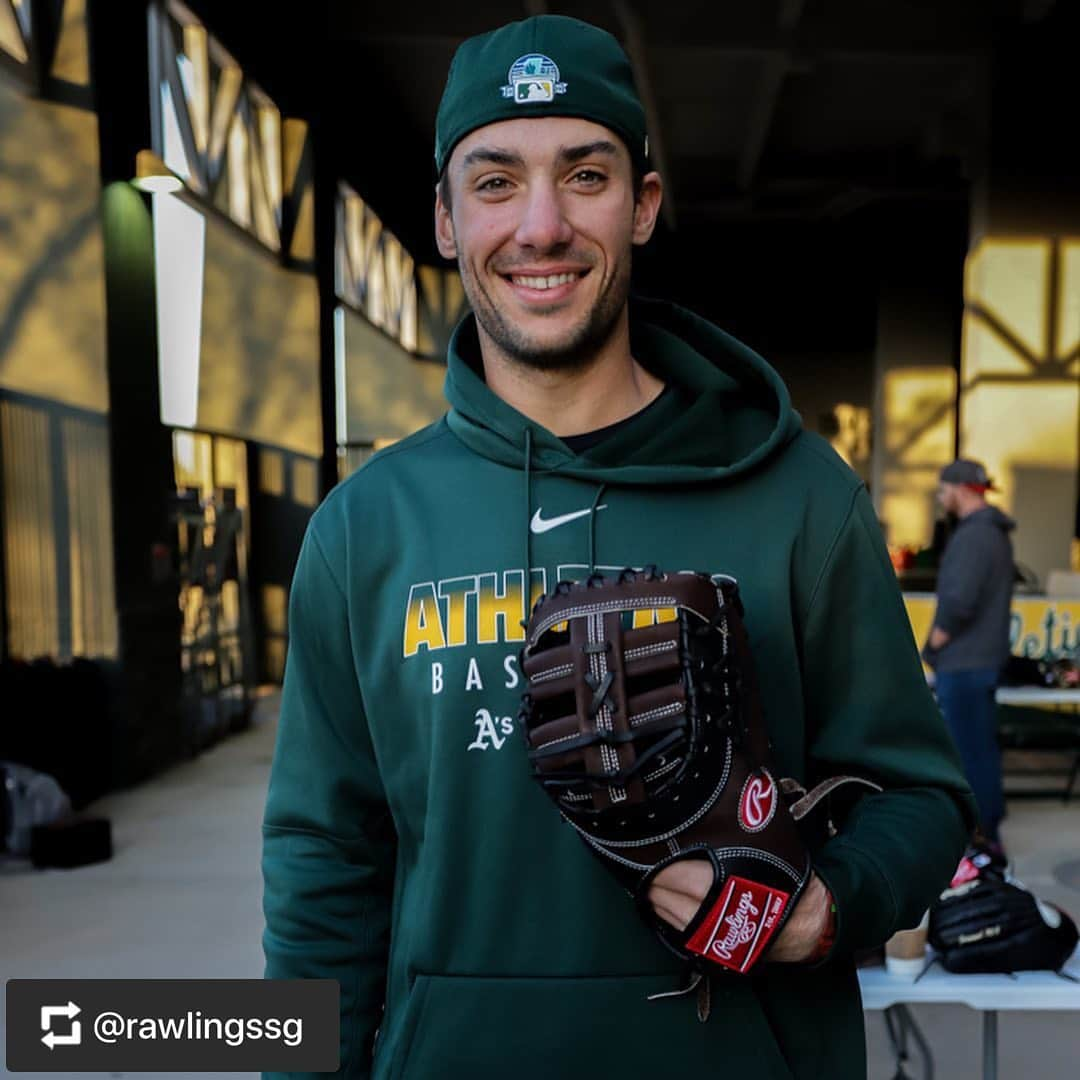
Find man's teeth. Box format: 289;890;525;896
511;272;580;290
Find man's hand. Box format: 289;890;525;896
649;862;834;963
648;859;714;931
928;625;950;650
766;872;833;962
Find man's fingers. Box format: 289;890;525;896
651;858;714;898
648;859;715;932
648;885;700;931
650;901;683;930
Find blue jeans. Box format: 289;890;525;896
935;667;1005;841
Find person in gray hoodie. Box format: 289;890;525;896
924;459;1016;847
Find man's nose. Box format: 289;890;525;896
514;183;574;250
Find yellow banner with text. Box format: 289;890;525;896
904;594;1080;660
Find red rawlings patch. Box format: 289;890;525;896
738;771;777;833
685;875;791;973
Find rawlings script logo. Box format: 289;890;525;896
686;877;790;973
711;891;760;961
739;772;777;832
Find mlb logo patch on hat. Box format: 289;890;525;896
434;15;648;175
501;53;567;103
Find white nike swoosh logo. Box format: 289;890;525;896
530;505;608;534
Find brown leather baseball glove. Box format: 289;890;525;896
519;567;876;976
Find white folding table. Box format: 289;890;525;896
859;949;1080;1080
995;687;1080;707
994;685;1080;799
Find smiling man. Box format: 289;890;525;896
435;114;664;439
261;15;975;1080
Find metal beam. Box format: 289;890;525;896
612;0;676;230
1022;0;1058;20
778;0;805;31
736;60;789;191
735;0;805;192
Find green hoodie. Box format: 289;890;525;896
262;298;975;1079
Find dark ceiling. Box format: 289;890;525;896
181;0;1071;353
184;0;1068;261
330;0;996;231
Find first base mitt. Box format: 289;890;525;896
518;567;877;976
929;851;1079;975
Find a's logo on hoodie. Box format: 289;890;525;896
467;708;514;751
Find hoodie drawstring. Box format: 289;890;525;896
523;428;534;622
588;482;608;575
522;431;610;605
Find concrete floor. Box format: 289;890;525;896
1;696;274;1079
2;697;1079;1078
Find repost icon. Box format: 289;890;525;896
8;980;337;1071
40;1001;81;1049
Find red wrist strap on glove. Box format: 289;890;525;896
806;898;838;963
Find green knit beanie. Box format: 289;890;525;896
435;15;648;177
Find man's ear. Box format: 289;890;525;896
632;171;663;246
435;184;457;260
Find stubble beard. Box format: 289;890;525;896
460;249;632;374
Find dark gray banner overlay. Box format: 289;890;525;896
6;979;338;1073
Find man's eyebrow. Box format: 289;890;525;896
460;147;526;170
557;140;620;165
459;141;620;171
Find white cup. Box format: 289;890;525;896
884;911;929;977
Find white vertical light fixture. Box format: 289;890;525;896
334;304;348;446
152;192;206;429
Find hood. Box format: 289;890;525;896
444;296;802;486
960;505;1016;532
